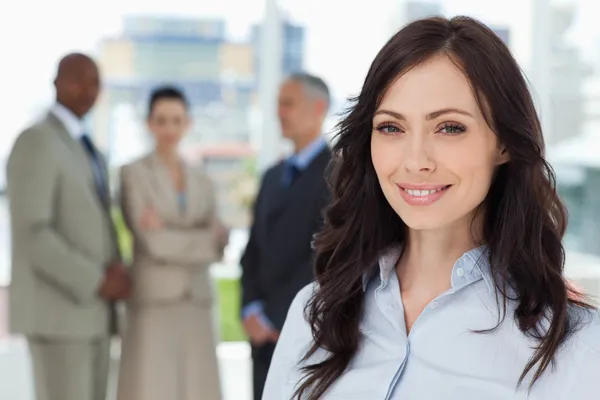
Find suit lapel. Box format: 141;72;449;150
147;153;181;223
145;154;213;227
47;113;118;256
182;163;195;222
263;164;289;224
265;147;331;226
182;164;212;225
47;113;101;199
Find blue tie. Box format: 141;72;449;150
283;162;301;187
80;134;107;200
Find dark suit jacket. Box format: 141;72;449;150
240;147;331;331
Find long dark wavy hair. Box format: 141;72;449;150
294;16;593;399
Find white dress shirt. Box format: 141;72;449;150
263;246;600;399
51;102;85;139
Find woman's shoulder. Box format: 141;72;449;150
276;283;318;348
188;164;213;184
263;283;318;399
120;154;152;175
570;307;600;352
283;282;318;334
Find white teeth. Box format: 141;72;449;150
405;187;446;197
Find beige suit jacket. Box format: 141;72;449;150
6;112;119;339
120;153;224;306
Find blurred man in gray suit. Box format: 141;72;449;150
6;53;130;400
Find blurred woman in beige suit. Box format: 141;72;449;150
117;86;228;400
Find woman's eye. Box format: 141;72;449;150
438;123;467;135
375;123;402;135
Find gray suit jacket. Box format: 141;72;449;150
6;112;119;339
120;153;225;306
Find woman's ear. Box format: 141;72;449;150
496;146;510;165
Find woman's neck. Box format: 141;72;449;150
155;147;180;169
397;222;479;296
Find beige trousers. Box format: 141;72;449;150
28;336;110;400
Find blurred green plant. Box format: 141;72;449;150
111;208;246;342
112;208;133;263
242;156;257;176
231;156;259;212
215;278;247;342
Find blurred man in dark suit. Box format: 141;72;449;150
240;73;332;400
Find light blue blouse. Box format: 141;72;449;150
263;246;600;399
177;192;186;211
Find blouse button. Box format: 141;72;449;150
456;268;465;277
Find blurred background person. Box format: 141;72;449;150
117;86;228;400
240;73;332;400
6;53;129;400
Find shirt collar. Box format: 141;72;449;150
51;103;85;140
362;245;493;292
288;136;327;170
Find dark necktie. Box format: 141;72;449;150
81;134;116;333
80;134;107;200
284;163;302;187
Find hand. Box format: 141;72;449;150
107;261;130;285
139;206;163;231
243;314;279;346
98;275;130;301
98;261;131;300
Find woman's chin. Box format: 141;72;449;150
402;219;445;232
397;211;456;232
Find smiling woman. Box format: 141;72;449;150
370;55;508;230
261;16;600;400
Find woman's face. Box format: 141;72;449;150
147;99;190;151
370;55;508;232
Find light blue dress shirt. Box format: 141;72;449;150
263;246;600;399
294;136;328;168
241;136;328;329
282;135;328;186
